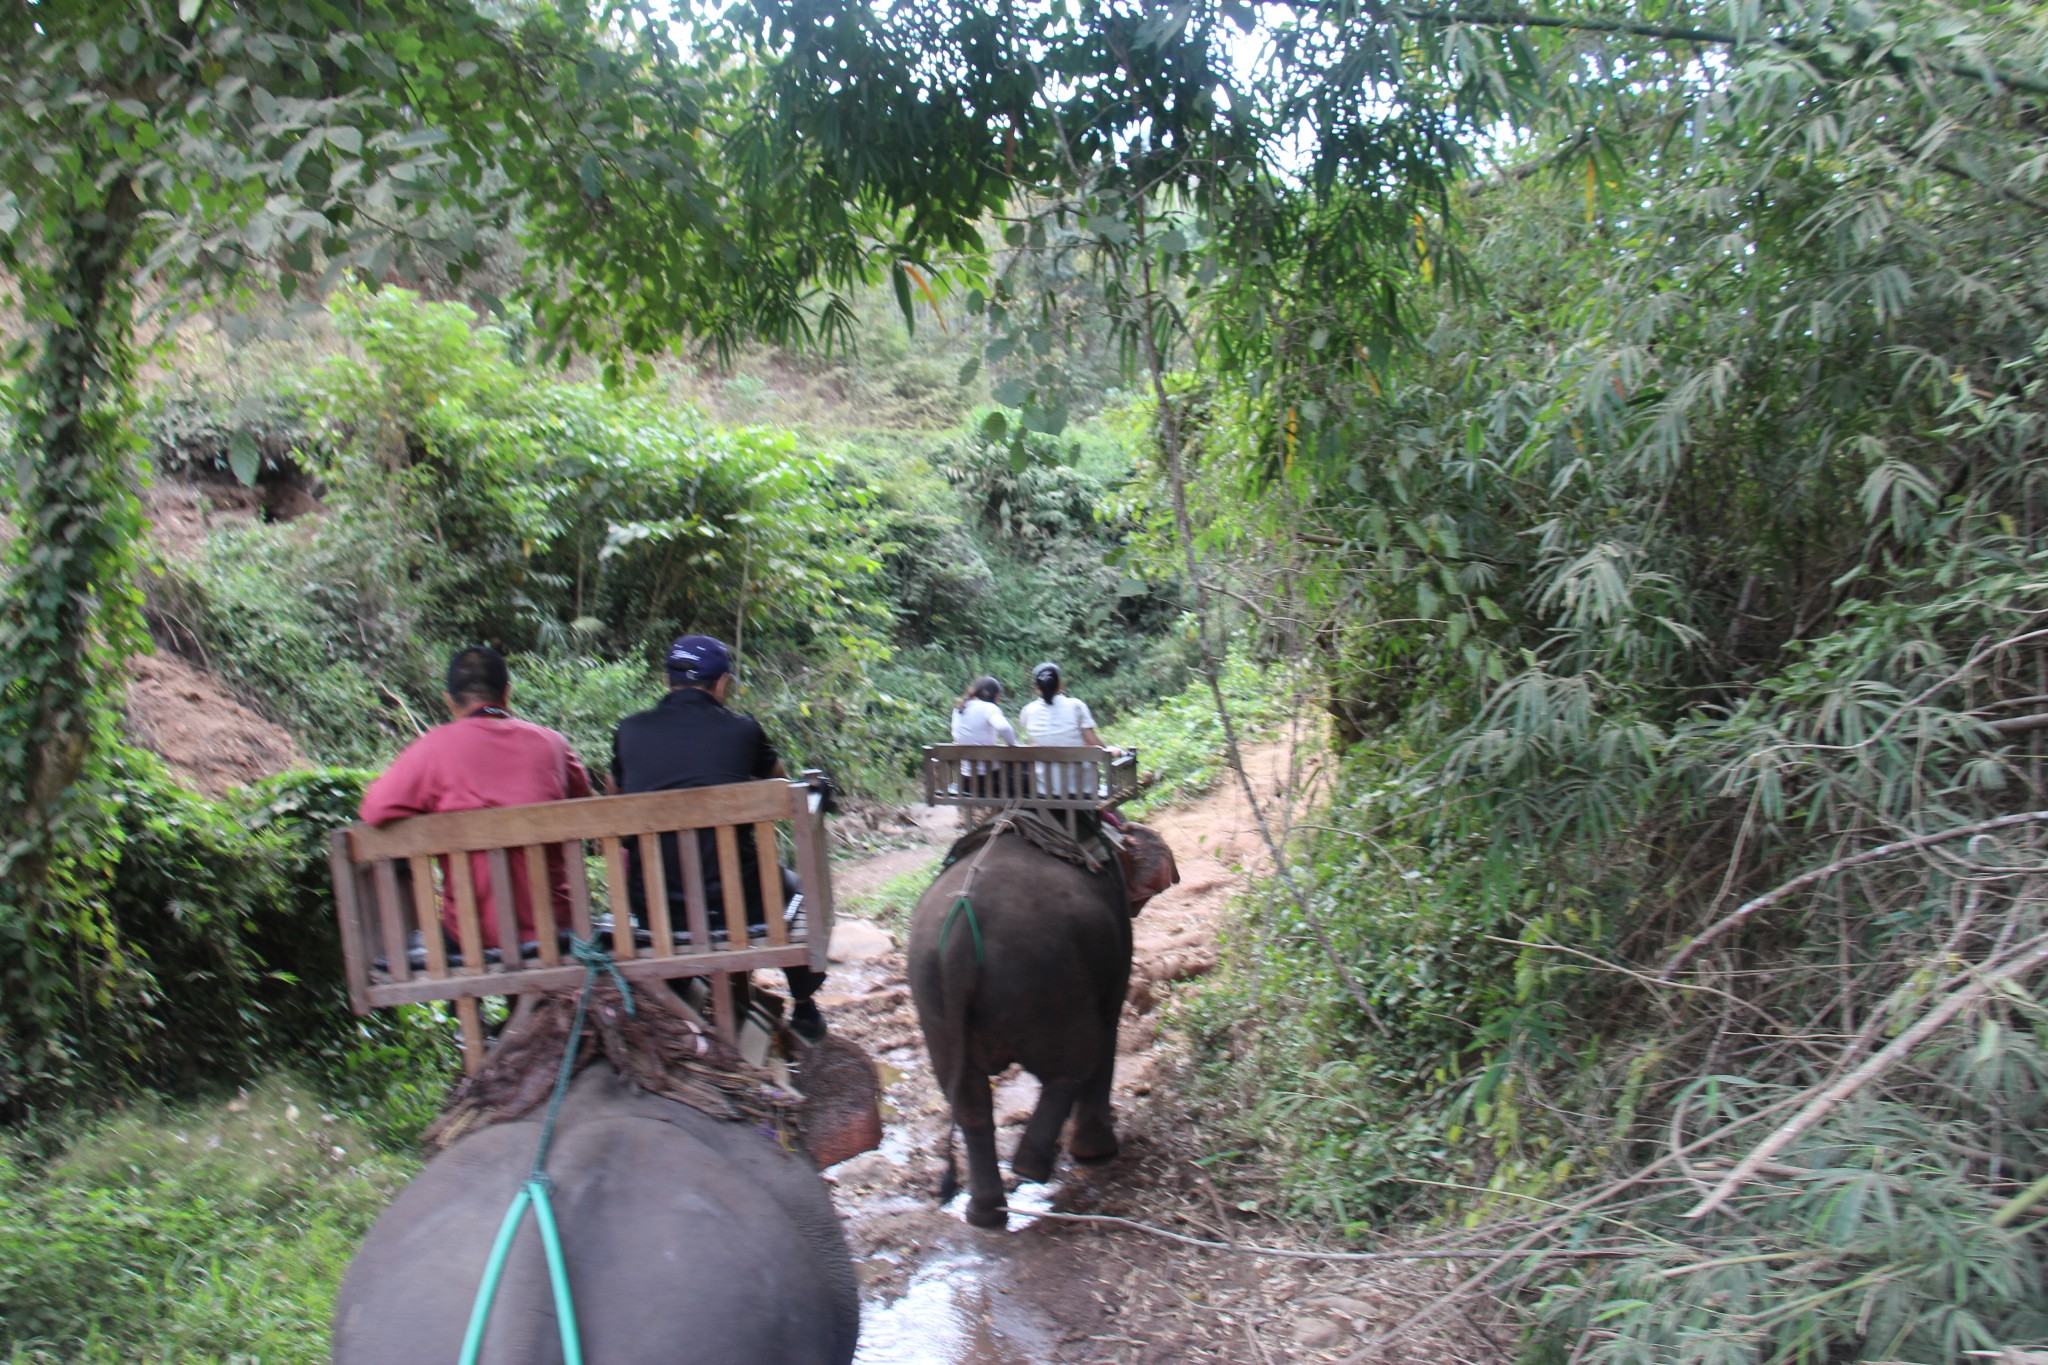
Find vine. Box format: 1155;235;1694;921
0;173;149;1103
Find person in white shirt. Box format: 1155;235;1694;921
951;676;1017;795
1018;661;1121;798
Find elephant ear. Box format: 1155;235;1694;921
1118;824;1180;914
792;1034;883;1168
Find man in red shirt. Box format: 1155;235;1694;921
360;647;593;957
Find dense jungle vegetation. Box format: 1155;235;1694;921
5;0;2048;1360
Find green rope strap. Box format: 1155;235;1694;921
457;936;634;1365
939;894;985;965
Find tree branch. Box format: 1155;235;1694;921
1395;6;2048;100
1682;932;2048;1219
1660;810;2048;978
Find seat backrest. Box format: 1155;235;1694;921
921;744;1139;812
330;780;833;1071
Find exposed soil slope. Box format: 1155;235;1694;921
120;473;314;796
122;651;307;797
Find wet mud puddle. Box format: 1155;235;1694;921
851;1188;1066;1365
817;874;1076;1365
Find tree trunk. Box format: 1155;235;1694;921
0;177;143;1100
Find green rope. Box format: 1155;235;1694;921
939;894;985;965
457;935;634;1365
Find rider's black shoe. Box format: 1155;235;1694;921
791;998;827;1042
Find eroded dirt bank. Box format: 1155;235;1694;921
821;746;1491;1365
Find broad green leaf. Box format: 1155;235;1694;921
228;430;261;486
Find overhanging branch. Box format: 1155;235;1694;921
1394;6;2048;100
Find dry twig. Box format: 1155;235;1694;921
1682;932;2048;1219
1660;810;2048;978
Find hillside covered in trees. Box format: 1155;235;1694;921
5;0;2048;1360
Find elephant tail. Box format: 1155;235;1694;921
928;891;986;1205
937;1125;960;1203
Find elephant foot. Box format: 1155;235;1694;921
1069;1132;1119;1166
1010;1147;1055;1184
964;1197;1009;1229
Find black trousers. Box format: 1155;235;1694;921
630;857;824;1003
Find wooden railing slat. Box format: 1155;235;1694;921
412;856;448;979
330;831;371;1016
487;848;521;972
348;783;792;860
791;784;835;976
524;844;559;966
640;833;673;957
714;824;745;954
448;854;486;977
754;822;786;947
679;826;712;955
601;837;634;960
563;842;593;941
457;999;485;1076
371;860;410;983
362;942;822;1009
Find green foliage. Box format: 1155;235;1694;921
839;858;943;938
0;748;452;1115
0;1078;415;1364
155;289;900;768
1161;6;2048;1355
1116;654;1291;815
307;287;891;662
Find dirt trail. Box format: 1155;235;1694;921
821;746;1482;1365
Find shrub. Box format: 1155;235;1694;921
0;752;453;1117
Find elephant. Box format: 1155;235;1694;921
908;819;1179;1227
331;1025;882;1365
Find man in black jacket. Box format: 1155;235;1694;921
612;634;828;1039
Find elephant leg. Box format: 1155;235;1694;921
950;1074;1008;1228
937;1126;961;1204
1069;1030;1121;1165
1011;1079;1078;1184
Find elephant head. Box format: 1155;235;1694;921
793;1033;883;1168
1115;823;1180;912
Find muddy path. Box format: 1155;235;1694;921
817;746;1486;1365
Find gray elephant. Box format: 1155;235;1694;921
332;1028;881;1365
908;820;1179;1227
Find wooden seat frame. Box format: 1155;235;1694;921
921;744;1138;831
330;778;833;1073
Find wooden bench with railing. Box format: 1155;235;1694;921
329;777;833;1073
921;745;1139;828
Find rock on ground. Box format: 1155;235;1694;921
829;919;896;964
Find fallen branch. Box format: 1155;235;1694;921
1335;1091;1808;1363
1682;932;2048;1220
1660;810;2048;978
1031;1211;1625;1264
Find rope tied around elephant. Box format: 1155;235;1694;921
448;937;803;1365
425;974;798;1153
455;934;625;1365
938;809;1122;967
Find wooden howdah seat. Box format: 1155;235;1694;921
921;744;1139;832
330;777;834;1073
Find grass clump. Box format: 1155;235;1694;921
840;857;944;937
1109;651;1290;816
0;1078;416;1364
